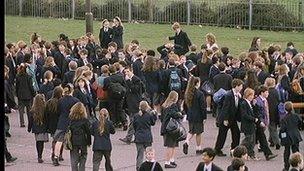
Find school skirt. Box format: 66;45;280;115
188;122;204;134
35;133;49;142
163;134;179;148
53;129;66;142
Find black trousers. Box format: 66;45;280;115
93;150;113;171
255;126;272;156
36;141;44;159
283;143;299;170
214;121;240;151
108;99;127;125
5;138;12;161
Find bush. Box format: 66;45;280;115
217;1;303;30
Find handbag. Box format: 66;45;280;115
200;81;215;95
165;118;179;135
177;123;187;141
63;125;73;150
279;120;291;146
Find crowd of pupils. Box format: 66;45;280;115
4;18;304;171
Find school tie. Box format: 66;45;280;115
235;94;239;107
264;99;270;126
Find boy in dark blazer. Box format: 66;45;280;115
214;79;243;156
196;147;223;171
280;102;303;171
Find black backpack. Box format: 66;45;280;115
108;82;126;100
168;69;181;91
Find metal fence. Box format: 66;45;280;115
5;0;304;30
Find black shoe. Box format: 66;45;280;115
53;157;59;166
38;158;44;163
216;150;227;157
258;148;263;152
165;163;176;168
196;150;204;155
275;144;281;150
20;124;25;128
5;132;11;137
269;143;275;147
183;143;188;155
59;156;64;161
119;138;131;145
170;162;177;167
7;157;17;163
51;155;54;162
266;154;278;161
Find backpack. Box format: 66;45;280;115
168;69;181;91
108;82;126;100
213;88;227;104
92;77;108;100
276;84;288;120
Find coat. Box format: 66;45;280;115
70;118;91;146
91;119;115;151
56;95;79;131
267;87;280;125
143;70;161;94
62;70;75;86
16;73;36;101
196;162;223;171
160;104;183;135
99;27;112;49
168;30;192;55
133;111;157;144
186;89;207;123
280;113;303;146
112;25;123;49
125;75;144;114
28;111;48;134
240;99;260;134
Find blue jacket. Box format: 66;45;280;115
91;119;115;151
133;111;157;144
56;95;79;131
143;70;161;94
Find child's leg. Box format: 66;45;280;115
92;151;103;171
136;143;145;170
104;150;113;171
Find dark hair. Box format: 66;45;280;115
233;145;248;158
246;69;259;89
131;39;139;45
218;62;226;72
284;101;293;113
267;46;276;56
251;37;260;48
256;85;268;95
221;47;229;55
287;42;294;47
201;44;207;50
232;79;244;88
202;148;216;161
24;53;32;63
147;50;156;57
231;158;245;170
6;43;15;49
211;56;219;64
79;49;88;55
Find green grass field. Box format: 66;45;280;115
5;15;304;56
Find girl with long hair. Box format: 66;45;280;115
182;76;207;155
249;37;261;52
112;16;124;49
52;84;79;166
91;108;115;171
45;86;64;162
69;102;91;171
160;91;183;168
28;94;48;163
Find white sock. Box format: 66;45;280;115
170;158;175;162
196;146;201;151
207;107;211;111
185;140;189;144
165;161;170;165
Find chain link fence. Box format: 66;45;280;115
5;0;304;30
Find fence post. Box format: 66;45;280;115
19;0;22;16
71;0;75;19
187;0;191;25
249;0;253;30
299;0;304;28
128;0;132;23
85;0;93;33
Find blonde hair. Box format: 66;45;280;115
243;88;255;99
139;101;151;114
206;33;216;45
99;108;109;135
162;91;178;108
264;77;276;88
69;102;87;120
172;22;181;30
44;56;55;67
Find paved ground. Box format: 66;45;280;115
5;111;304;171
